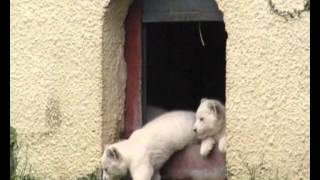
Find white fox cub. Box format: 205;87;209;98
193;98;226;157
101;110;197;180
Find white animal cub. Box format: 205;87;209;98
193;98;226;157
101;111;197;180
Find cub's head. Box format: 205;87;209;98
193;98;225;139
101;146;128;180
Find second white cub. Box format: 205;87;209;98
193;98;226;157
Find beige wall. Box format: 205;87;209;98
217;0;310;179
10;0;132;179
11;0;309;179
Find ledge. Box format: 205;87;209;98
161;144;226;180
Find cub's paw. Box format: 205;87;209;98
200;144;213;157
200;148;212;157
200;138;215;157
218;137;226;153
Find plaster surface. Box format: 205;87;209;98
217;0;310;179
10;0;310;179
10;0;131;179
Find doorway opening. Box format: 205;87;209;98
143;22;227;123
123;0;228;178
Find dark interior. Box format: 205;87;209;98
144;22;227;118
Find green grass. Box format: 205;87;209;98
10;126;37;180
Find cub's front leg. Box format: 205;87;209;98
200;137;216;157
131;162;154;180
218;135;226;153
151;171;161;180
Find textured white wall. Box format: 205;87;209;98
217;0;310;179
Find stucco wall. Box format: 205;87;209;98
11;0;309;179
10;0;132;179
217;0;310;179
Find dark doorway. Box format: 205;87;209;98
144;22;227;121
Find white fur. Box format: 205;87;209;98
193;98;226;157
199;137;216;157
101;111;197;180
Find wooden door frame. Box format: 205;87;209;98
123;0;143;138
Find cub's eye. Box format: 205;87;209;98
199;118;204;122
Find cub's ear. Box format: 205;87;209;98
207;101;216;114
106;147;120;160
200;98;208;103
207;100;225;118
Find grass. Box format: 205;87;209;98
10;126;37;180
225;154;289;180
76;168;102;180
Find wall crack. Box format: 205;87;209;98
268;0;309;20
